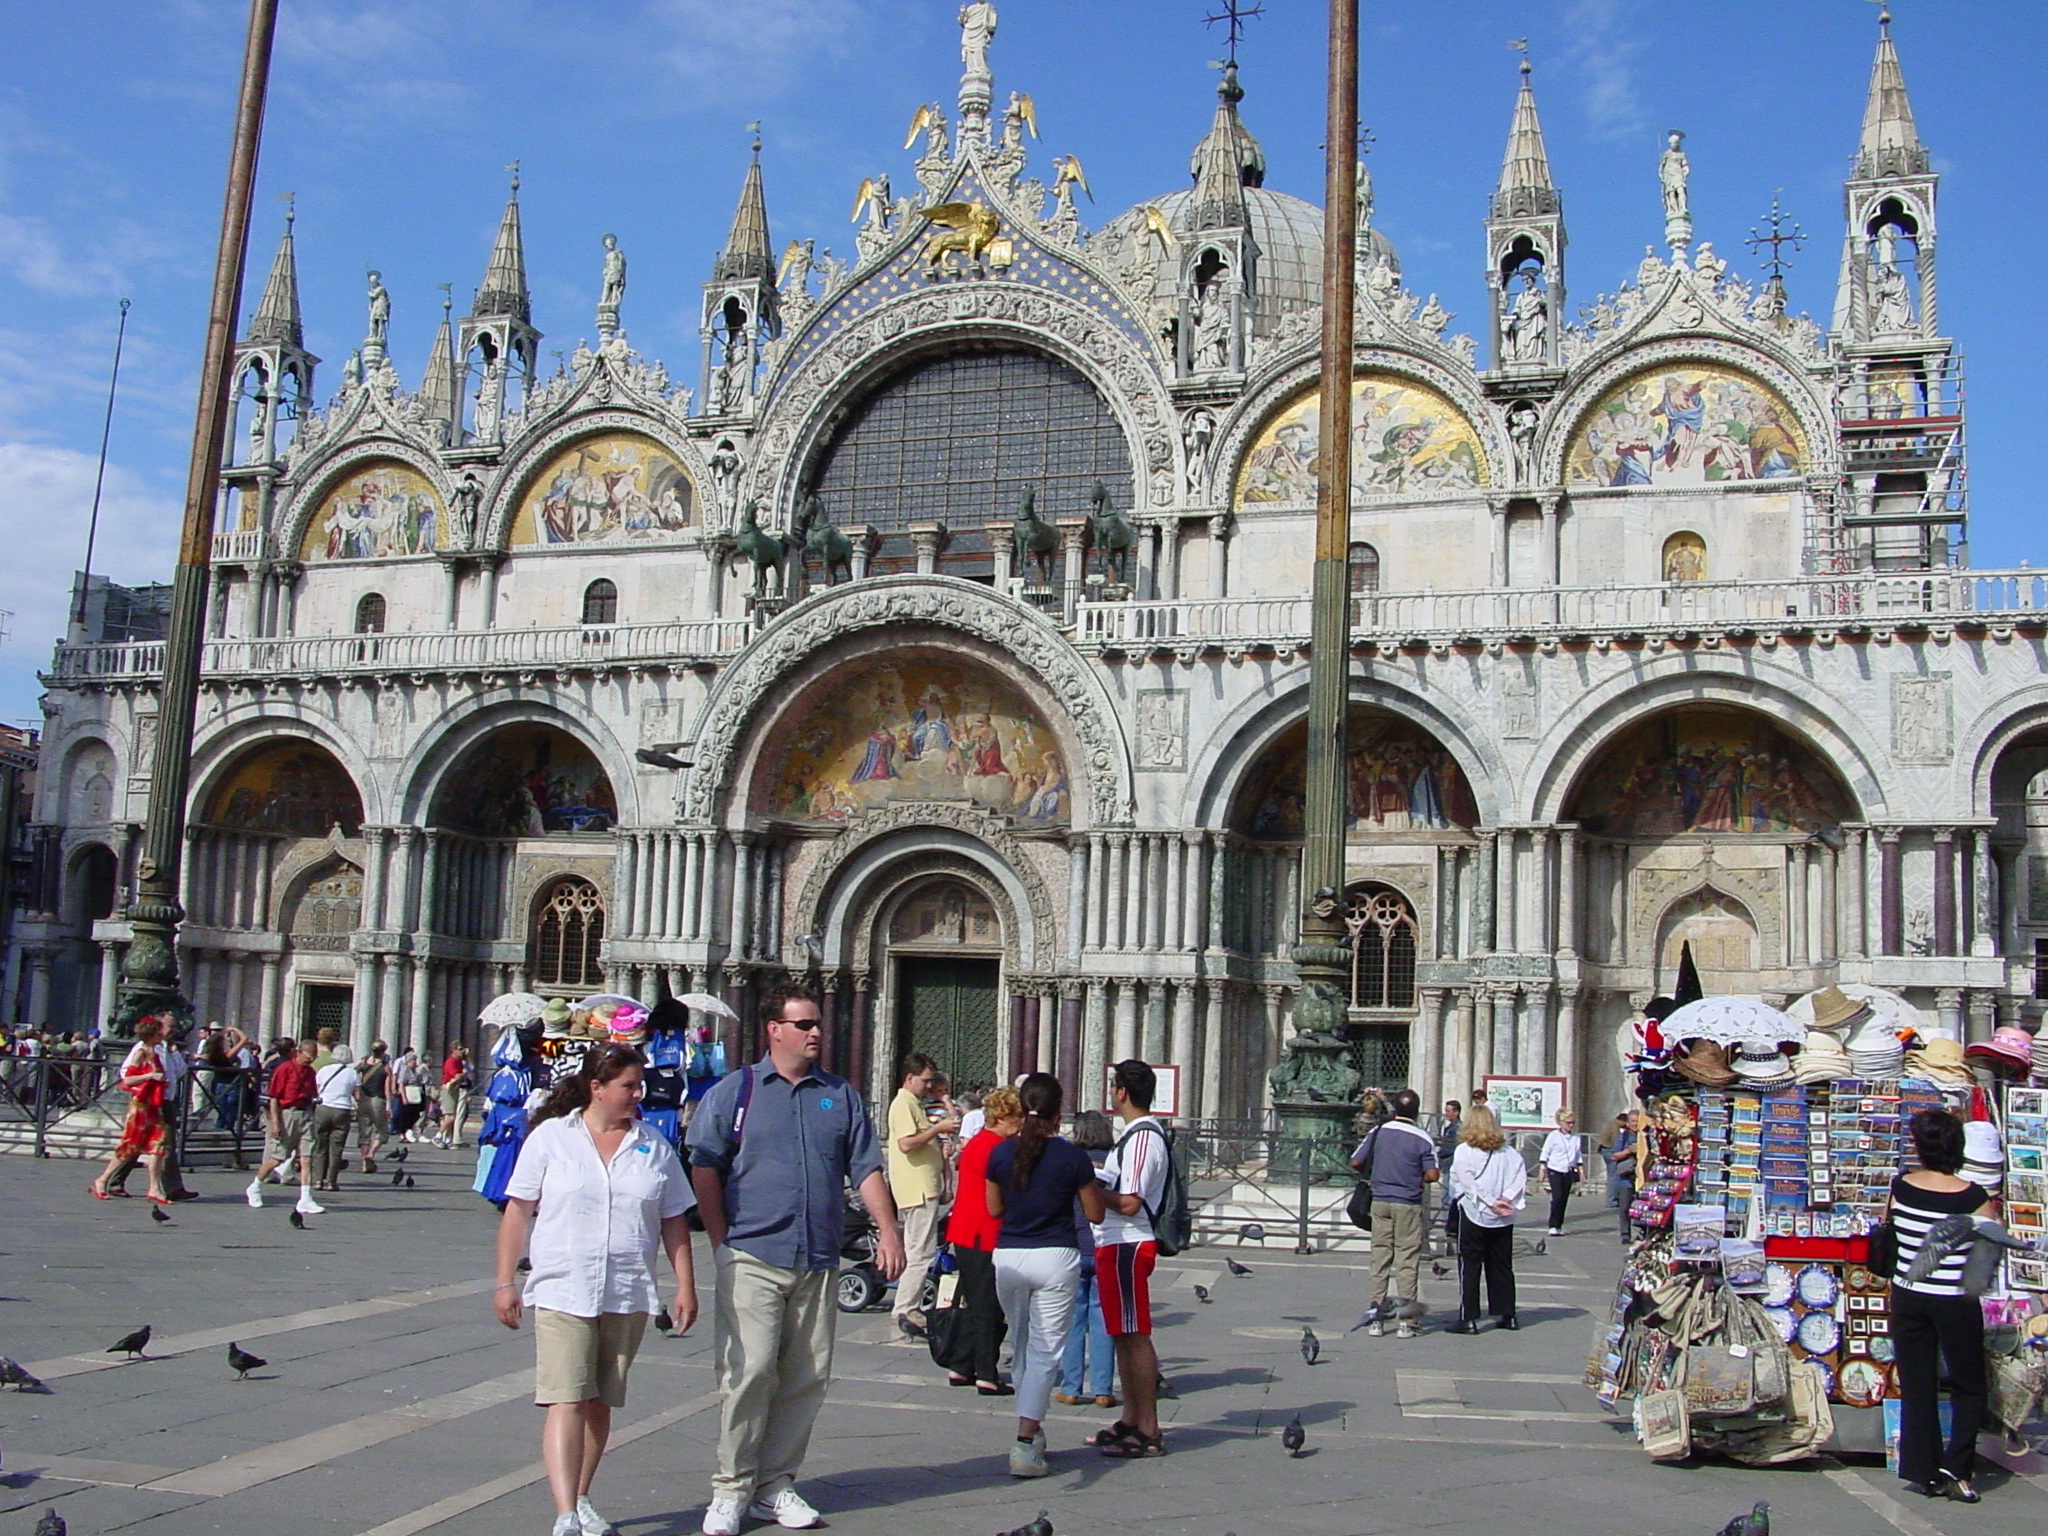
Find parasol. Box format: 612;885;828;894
1657;995;1805;1049
679;991;741;1022
479;992;546;1028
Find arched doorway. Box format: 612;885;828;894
884;878;1003;1093
282;856;362;1036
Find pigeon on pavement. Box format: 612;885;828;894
390;1147;407;1163
995;1514;1054;1536
150;1204;171;1224
405;1175;416;1189
0;1356;49;1392
391;1170;405;1186
1715;1503;1768;1536
228;1343;266;1380
1431;1261;1450;1279
107;1326;151;1358
35;1507;66;1536
1224;1257;1252;1278
655;1309;673;1334
288;1210;306;1231
1349;1310;1376;1333
1532;1237;1547;1256
1300;1327;1320;1366
1282;1414;1306;1457
1238;1223;1266;1245
1193;1284;1211;1304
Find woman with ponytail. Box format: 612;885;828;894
985;1073;1105;1478
494;1041;700;1536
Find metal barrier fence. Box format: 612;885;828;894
0;1054;260;1167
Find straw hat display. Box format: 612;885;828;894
1787;984;1941;1041
1800;985;1871;1036
1730;1042;1798;1091
1671;1038;1738;1088
1901;1036;1972;1089
1965;1025;2036;1077
1657;996;1805;1050
1792;1030;1852;1086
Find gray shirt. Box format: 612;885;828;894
1350;1118;1438;1204
686;1057;883;1272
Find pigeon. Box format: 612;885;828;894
655;1308;673;1334
1532;1237;1547;1256
1224;1257;1252;1278
35;1508;66;1536
1238;1223;1266;1245
1193;1284;1212;1304
107;1325;151;1358
405;1175;416;1189
150;1204;171;1224
391;1169;405;1186
1431;1261;1450;1279
0;1356;48;1392
288;1210;306;1231
1300;1327;1320;1366
1349;1310;1377;1333
995;1514;1054;1536
1281;1414;1306;1457
389;1146;408;1163
517;1256;533;1272
1714;1503;1769;1536
228;1343;266;1380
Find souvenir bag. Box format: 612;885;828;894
1987;1339;2048;1441
1679;1287;1757;1417
1347;1127;1380;1232
1721;1361;1835;1466
1637;1387;1692;1460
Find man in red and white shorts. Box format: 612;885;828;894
1092;1059;1168;1457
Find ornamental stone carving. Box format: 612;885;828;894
682;575;1135;826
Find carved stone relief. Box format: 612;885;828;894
1891;674;1952;762
1135;689;1187;771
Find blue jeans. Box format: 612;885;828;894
1059;1263;1115;1398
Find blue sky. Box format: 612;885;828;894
1;1;2042;724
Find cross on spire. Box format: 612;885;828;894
1203;0;1263;66
1747;191;1806;282
506;159;520;194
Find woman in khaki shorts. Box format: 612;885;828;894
495;1041;699;1536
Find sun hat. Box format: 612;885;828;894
1804;985;1872;1036
1966;1025;2035;1076
1792;1031;1852;1086
540;997;574;1035
1962;1120;2004;1189
607;1002;650;1037
1731;1042;1797;1089
1672;1038;1738;1088
1902;1037;1972;1088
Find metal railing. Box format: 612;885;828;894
0;1054;260;1166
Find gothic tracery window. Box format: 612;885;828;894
1345;882;1417;1009
530;876;606;990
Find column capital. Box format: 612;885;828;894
1879;825;1904;844
1207;510;1235;540
364;825;391;848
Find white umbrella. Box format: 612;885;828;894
1785;983;1940;1042
679;991;740;1022
479;992;546;1028
1658;995;1805;1049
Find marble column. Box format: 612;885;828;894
1932;829;1956;956
1112;981;1140;1064
1169;980;1196;1083
1474;832;1498;952
1787;843;1809;967
1057;980;1084;1093
1997;841;2024;958
258;953;281;1039
1971;828;1995;957
1935;987;1964;1041
1555;988;1582;1112
1966;988;1997;1045
1557;827;1580;960
1413;987;1444;1114
1489;986;1517;1079
1818;841;1839;963
1207;514;1230;599
1142;981;1169;1062
1065;836;1089;965
1449;989;1476;1106
1201;979;1228;1120
408;955;433;1055
1083;980;1110;1110
1520;985;1550;1077
1845;825;1869;960
1879;828;1903;957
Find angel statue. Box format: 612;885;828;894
777;238;814;299
1002;91;1038;151
905;102;950;162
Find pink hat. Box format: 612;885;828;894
607;1003;649;1036
1966;1025;2034;1075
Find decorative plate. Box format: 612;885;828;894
1796;1309;1841;1355
1839;1358;1887;1408
1765;1306;1797;1343
1795;1264;1840;1308
1870;1333;1896;1364
1808;1359;1836;1396
1846;1265;1874;1291
1762;1264;1796;1307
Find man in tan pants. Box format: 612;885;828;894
884;1052;959;1337
687;984;903;1535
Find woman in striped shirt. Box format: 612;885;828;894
1887;1107;1989;1504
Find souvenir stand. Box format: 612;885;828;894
1585;986;2048;1464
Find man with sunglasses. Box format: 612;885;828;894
688;984;903;1534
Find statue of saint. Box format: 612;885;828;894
1503;270;1547;363
1659;129;1690;222
365;270;390;347
599;234;627;313
1871;258;1913;332
449;471;481;549
959;3;997;78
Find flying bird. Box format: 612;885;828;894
0;1356;49;1393
1715;1503;1769;1536
1225;1256;1252;1278
1238;1223;1266;1245
288;1210;307;1231
1282;1414;1306;1457
35;1508;66;1536
655;1308;673;1334
150;1204;171;1224
1050;154;1092;201
995;1514;1054;1536
1349;1310;1377;1333
107;1325;151;1359
1300;1327;1320;1366
1193;1284;1212;1304
228;1343;266;1380
391;1169;405;1186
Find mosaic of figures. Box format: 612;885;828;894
1566;366;1804;488
1569;708;1849;838
302;460;444;561
510;433;693;547
768;658;1068;825
207;745;363;838
436;725;617;837
1237;376;1487;507
1239;710;1480;840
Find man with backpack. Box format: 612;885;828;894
1351;1088;1439;1337
1091;1059;1175;1459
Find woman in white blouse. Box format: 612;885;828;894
1538;1110;1583;1236
1447;1106;1527;1334
496;1042;699;1536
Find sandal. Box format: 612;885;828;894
90;1184;110;1200
1088;1420;1135;1448
1100;1430;1165;1458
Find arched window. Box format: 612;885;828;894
1347;542;1381;594
530;877;606;990
354;593;386;633
1345;883;1417;1009
581;578;618;625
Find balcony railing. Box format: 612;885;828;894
211;529;272;563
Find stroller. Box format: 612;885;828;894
836;1191;944;1315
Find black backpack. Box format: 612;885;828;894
1113;1120;1192;1258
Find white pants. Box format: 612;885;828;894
993;1246;1080;1424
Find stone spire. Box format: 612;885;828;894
1855;9;1928;179
472;166;531;323
1187;63;1265;231
245;202;304;347
1492;57;1559;219
714;134;776;284
417;285;457;435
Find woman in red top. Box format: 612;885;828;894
92;1016;171;1203
944;1085;1020;1392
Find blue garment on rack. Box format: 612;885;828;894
641;1105;682;1152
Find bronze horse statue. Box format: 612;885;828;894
1011;488;1058;586
731;498;787;597
1086;481;1134;586
797;493;854;586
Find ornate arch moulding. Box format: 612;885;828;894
840;850;1025;975
388;689;642;830
187;704;386;828
278;428;459;566
753;285;1180;522
476;406;714;551
790;801;1057;975
683;575;1136;827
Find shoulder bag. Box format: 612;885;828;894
1346;1128;1380;1232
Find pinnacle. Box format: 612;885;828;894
1491;61;1559;220
715;148;776;285
244;213;303;348
1855;13;1928;179
1187;62;1265;231
471;187;531;323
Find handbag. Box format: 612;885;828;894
1347;1125;1382;1232
400;1083;426;1106
1637;1387;1691;1460
1867;1219;1899;1280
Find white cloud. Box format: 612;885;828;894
1559;0;1650;141
648;0;863;95
0;442;179;718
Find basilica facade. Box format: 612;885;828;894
17;15;2043;1123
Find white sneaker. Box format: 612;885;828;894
245;1179;264;1208
746;1487;823;1528
1548;1226;1562;1236
1365;1319;1385;1337
575;1494;616;1536
1396;1321;1420;1340
701;1496;743;1536
1008;1437;1051;1478
295;1192;326;1215
551;1514;580;1536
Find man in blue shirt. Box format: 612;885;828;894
687;984;903;1534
